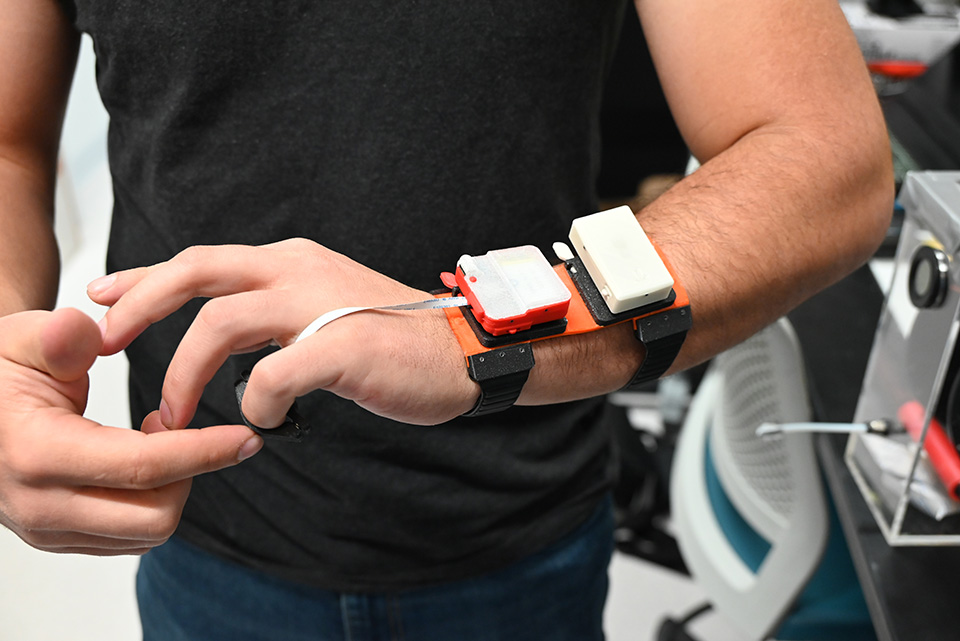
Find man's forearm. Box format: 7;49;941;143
0;0;81;316
519;121;892;406
0;159;61;315
640;121;893;371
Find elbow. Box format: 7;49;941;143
854;130;895;264
833;109;895;269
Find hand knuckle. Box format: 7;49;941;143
171;245;208;271
250;360;291;400
146;510;180;541
123;449;162;489
6;500;47;535
4;442;48;486
141;489;186;540
195;298;232;332
282;237;314;252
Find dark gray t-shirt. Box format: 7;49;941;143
61;0;628;590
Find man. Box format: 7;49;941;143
0;1;891;639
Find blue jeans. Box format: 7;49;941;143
137;496;614;641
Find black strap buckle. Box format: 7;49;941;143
234;370;312;442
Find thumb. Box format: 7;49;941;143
38;307;102;381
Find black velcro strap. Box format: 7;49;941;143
463;343;536;416
622;305;692;391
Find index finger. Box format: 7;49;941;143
97;245;274;355
26;409;262;489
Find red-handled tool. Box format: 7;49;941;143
899;400;960;501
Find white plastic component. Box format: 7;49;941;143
568;206;673;314
457;245;570;324
552;241;575;262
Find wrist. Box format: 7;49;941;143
431;308;484;415
517;322;646;406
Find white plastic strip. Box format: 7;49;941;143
295;296;470;343
756;419;894;437
756;422;865;437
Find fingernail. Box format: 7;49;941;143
238;436;264;461
159;398;173;427
97;316;108;341
87;273;117;296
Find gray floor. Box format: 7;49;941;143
0;37;746;641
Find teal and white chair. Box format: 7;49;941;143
665;318;874;641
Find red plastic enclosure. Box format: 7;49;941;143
454;246;571;336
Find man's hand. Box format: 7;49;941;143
0;307;261;555
90;239;481;429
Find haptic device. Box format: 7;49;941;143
440;205;691;416
234;205;692;435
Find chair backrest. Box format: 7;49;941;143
711;319;817;542
670;318;829;640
